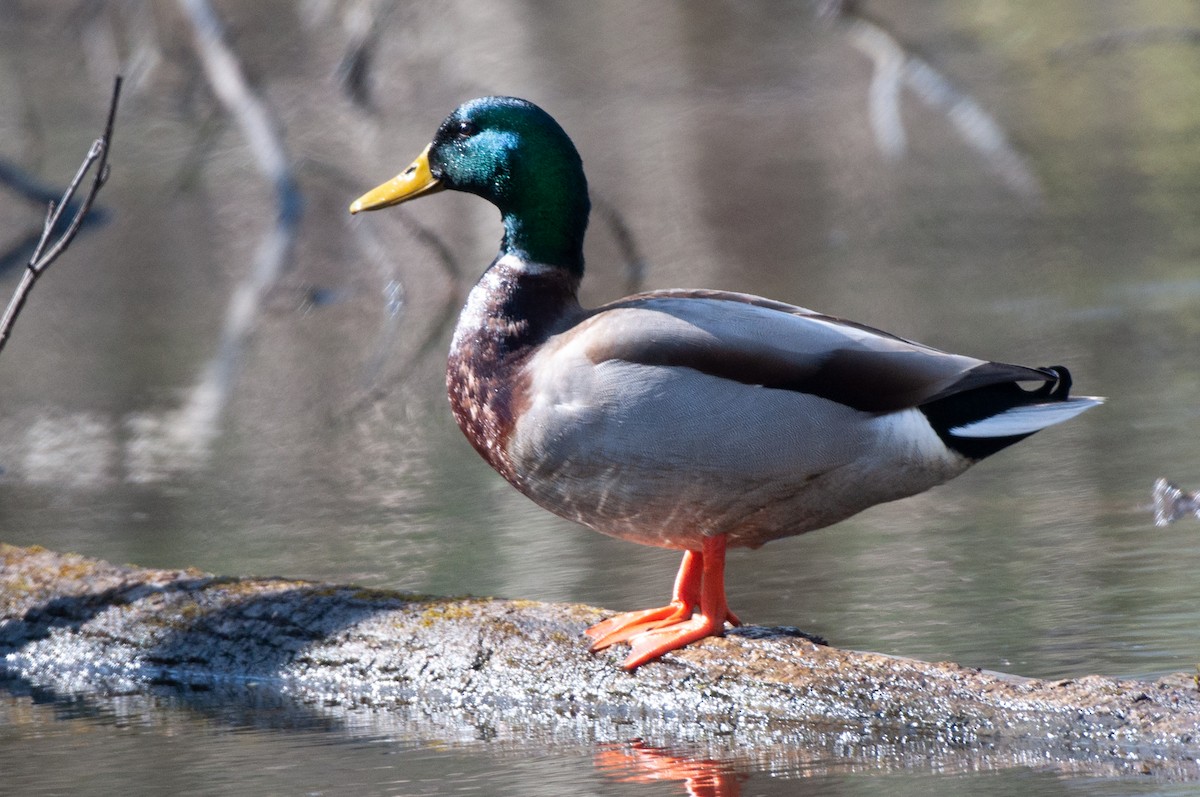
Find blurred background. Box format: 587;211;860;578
2;1;1200;794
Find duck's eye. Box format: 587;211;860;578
454;120;477;139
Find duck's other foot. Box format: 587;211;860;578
619;610;738;670
585;535;740;670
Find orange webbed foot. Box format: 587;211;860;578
586;535;739;671
619;609;737;670
585;600;694;650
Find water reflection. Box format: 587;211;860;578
6;677;1197;796
595;741;746;797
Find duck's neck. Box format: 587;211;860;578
499;212;586;278
494;155;590;278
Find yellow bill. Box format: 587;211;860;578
349;144;444;214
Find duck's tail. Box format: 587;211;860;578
948;395;1103;438
947;365;1103;438
918;364;1103;460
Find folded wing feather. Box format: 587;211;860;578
577;291;1058;415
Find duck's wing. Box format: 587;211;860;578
511;289;1099;546
575;289;1059;414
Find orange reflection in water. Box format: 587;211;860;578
594;740;746;797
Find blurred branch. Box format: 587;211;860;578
847;13;908;159
338;199;463;418
0;158;112;278
593;197;648;297
0;75;122;358
171;0;303;448
0;157;81;207
901;54;1042;199
335;0;399;110
827;2;1042;199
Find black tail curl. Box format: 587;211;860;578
1033;365;1072;400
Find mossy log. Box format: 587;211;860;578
2;543;1198;779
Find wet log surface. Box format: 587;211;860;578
2;543;1198;780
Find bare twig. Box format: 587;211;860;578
0;158;109;277
0;75;122;357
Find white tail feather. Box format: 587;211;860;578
949;396;1104;438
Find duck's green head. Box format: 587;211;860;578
351;96;589;274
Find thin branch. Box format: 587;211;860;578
0;75;122;357
0;157;111;276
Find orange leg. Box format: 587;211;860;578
585;534;740;670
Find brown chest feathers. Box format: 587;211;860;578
446;332;532;484
445;259;580;487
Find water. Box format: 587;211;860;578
2;1;1200;794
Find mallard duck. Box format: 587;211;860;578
350;96;1102;670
